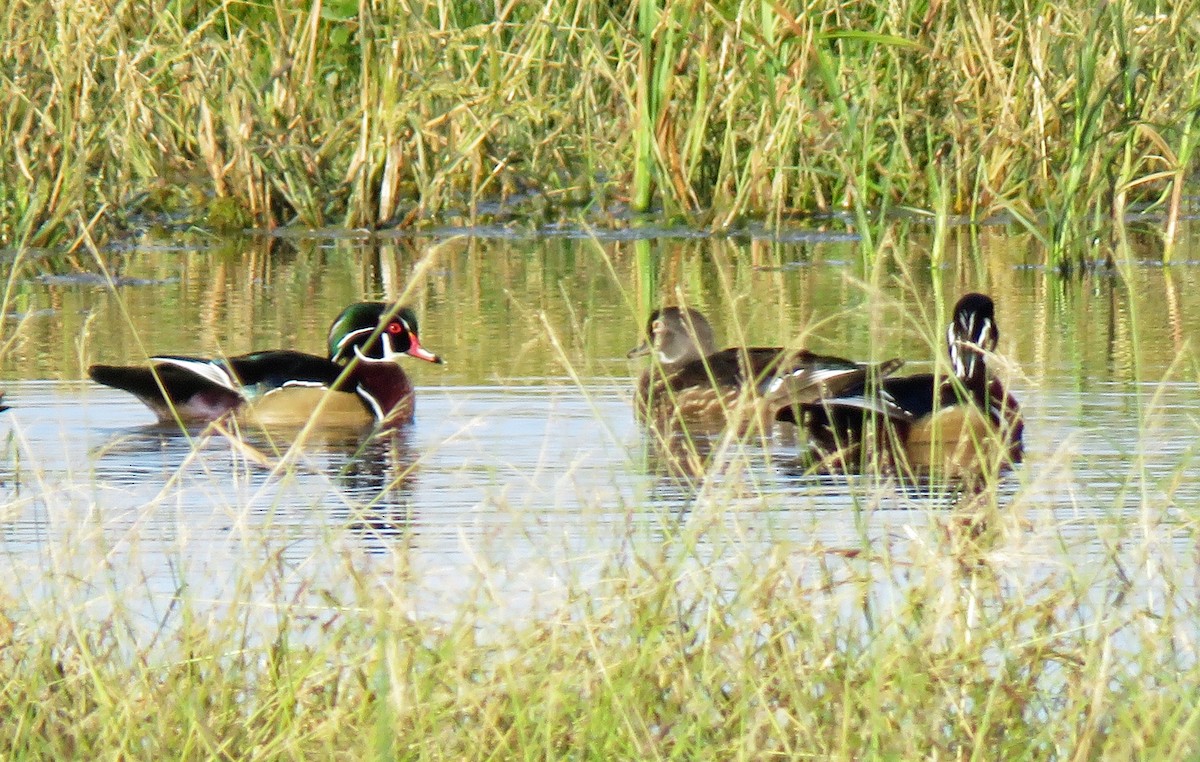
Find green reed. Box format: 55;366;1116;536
633;0;659;213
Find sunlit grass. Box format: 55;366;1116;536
3;0;1199;270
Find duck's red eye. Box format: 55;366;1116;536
387;322;404;334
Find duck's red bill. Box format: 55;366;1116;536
406;337;444;364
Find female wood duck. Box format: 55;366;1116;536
88;302;443;429
627;306;905;434
803;293;1024;478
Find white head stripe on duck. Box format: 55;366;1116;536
335;326;375;356
947;294;997;380
947;321;962;377
352;332;402;364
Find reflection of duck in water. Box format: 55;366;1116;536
88;423;422;553
802;293;1024;481
335;430;421;553
627;306;904;436
88;303;443;429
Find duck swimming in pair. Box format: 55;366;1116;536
802;293;1024;478
88;302;443;429
627;306;906;435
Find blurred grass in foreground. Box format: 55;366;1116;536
0;429;1197;759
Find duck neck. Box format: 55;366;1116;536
963;363;989;406
940;358;990;413
347;360;414;422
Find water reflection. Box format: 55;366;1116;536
636;430;742;515
82;414;427;558
640;427;721;479
334;430;419;553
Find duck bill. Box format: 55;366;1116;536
626;340;651;359
405;336;444;365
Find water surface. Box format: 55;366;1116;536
3;229;1200;630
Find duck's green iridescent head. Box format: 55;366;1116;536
327;302;444;366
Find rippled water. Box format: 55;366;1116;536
2;229;1200;627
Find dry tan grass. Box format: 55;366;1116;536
2;0;1197;269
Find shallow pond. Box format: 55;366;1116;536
3;228;1200;630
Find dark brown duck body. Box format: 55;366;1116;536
628;307;904;435
803;293;1024;480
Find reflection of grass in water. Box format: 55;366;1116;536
6;264;1200;755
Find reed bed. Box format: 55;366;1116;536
3;0;1199;269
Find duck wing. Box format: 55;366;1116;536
800;371;931;424
766;353;907;419
88;351;345;424
89;357;246;423
224;350;345;392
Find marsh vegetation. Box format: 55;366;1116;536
3;0;1200;756
5;0;1200;269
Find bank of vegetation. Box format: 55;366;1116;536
3;0;1199;268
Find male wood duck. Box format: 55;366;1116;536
803;293;1024;479
627;306;905;435
88;302;443;429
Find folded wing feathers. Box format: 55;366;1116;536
814;389;916;422
802;357;913;422
151;356;239;393
760;356;912;421
151;359;342;402
763;358;903;397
